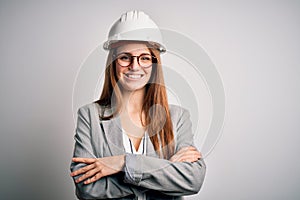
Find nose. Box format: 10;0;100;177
129;57;140;70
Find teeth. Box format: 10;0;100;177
126;74;143;79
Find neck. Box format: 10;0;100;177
121;88;145;114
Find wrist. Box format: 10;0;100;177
117;155;125;171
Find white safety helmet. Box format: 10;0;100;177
103;10;166;53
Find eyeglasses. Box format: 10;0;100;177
114;53;156;68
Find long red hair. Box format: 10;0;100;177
95;42;174;159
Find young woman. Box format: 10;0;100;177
70;10;206;200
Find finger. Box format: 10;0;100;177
171;150;196;162
169;155;177;162
84;172;103;184
180;153;201;163
192;151;201;158
171;147;201;162
173;147;188;155
180;151;200;161
175;149;198;159
70;163;96;177
181;146;197;152
190;151;202;159
75;167;99;183
72;157;96;164
199;152;202;159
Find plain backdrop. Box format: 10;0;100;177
0;0;299;199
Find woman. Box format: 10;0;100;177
70;10;206;200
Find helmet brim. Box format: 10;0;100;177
103;40;166;53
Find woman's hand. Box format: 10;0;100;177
70;155;125;184
169;146;202;163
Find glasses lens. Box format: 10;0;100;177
116;54;131;67
139;54;153;68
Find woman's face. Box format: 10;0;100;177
115;43;153;92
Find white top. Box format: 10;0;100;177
122;128;147;155
122;128;147;200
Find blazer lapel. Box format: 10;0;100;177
98;105;158;158
100;107;125;156
101;118;158;157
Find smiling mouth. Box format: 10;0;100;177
124;74;144;79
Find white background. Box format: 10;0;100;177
0;0;299;199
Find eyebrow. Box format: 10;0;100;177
116;51;151;55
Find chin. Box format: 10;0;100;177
118;77;149;92
121;84;146;92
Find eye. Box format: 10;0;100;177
140;55;152;61
118;54;131;61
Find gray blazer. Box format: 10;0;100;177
70;102;206;200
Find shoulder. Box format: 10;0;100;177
77;102;113;119
77;102;97;113
75;102;102;117
168;104;190;116
78;102;108;111
168;104;191;124
168;104;194;143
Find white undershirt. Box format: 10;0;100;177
122;128;147;200
122;128;147;155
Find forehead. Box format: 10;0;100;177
115;42;150;54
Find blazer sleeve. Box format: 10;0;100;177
123;107;206;196
70;106;134;199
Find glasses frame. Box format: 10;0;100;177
113;52;157;68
